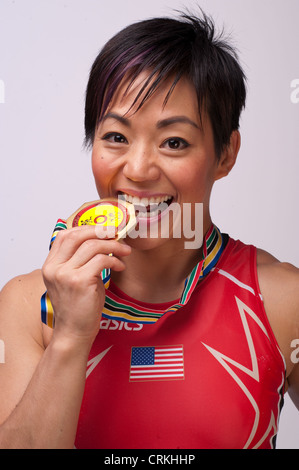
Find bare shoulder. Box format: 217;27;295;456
1;269;45;297
257;248;299;305
256;248;299;378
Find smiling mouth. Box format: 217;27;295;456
118;192;174;218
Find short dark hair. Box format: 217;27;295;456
84;9;246;158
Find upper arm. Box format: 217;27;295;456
0;270;46;424
257;249;299;407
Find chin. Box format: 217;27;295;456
124;231;183;253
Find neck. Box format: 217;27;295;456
111;219;213;303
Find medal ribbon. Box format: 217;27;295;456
41;221;226;328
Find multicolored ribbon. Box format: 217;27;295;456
102;224;227;323
41;220;227;328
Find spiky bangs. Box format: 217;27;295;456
84;10;246;158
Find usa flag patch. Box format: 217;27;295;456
129;345;184;382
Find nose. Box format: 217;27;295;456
122;146;160;182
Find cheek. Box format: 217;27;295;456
92;148;121;197
174;159;215;201
174;161;205;186
91;151;101;178
91;151;109;194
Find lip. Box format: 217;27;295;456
136;201;173;224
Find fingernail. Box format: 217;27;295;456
95;225;117;239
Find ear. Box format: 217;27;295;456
214;130;241;181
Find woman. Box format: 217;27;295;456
0;11;298;449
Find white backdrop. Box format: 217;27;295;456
0;0;298;449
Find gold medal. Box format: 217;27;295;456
66;198;137;239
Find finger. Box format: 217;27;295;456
47;226;92;258
95;225;117;239
47;225;114;264
79;252;127;279
66;238;131;270
53;253;127;294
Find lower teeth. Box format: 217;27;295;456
135;201;171;218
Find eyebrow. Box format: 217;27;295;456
156;116;200;130
101;112;131;127
101;112;200;130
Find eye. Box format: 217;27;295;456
102;132;128;144
161;137;190;150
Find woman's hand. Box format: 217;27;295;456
42;225;131;346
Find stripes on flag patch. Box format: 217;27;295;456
129;345;184;382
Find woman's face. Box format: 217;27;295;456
91;73;235;250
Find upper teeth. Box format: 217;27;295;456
119;193;172;207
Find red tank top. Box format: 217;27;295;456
75;238;285;449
